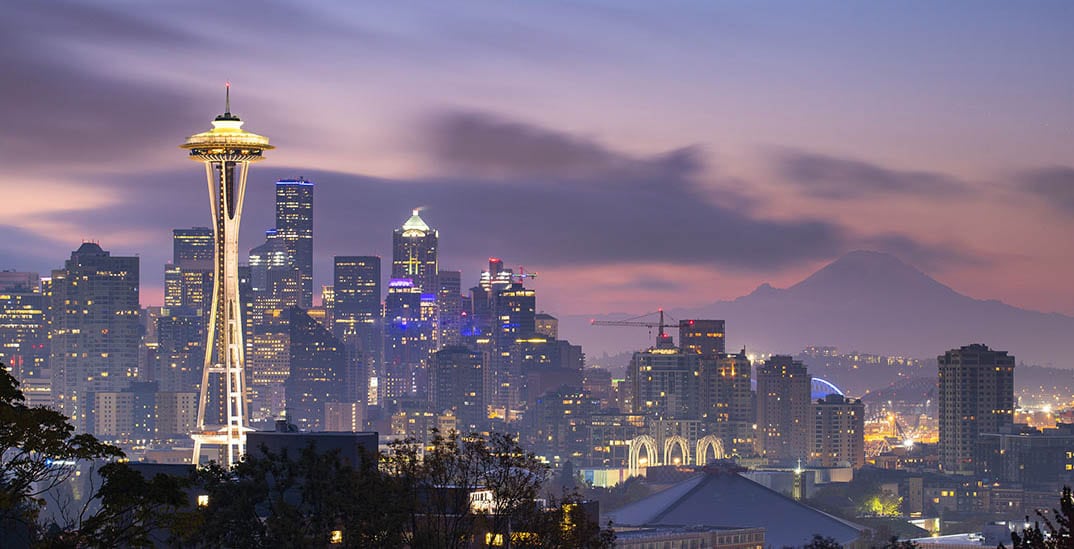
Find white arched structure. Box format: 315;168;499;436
628;435;658;477
663;435;690;466
695;435;725;466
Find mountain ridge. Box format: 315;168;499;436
564;250;1073;368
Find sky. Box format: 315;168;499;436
2;1;1073;319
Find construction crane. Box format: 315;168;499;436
590;309;677;346
511;266;538;284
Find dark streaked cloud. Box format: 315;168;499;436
1019;167;1074;214
0;3;204;170
861;233;988;272
423;110;700;182
774;149;967;199
24;109;987;304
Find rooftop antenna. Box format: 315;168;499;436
225;81;231;115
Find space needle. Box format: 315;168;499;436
181;84;273;466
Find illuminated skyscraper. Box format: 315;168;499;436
392;209;438;294
383;279;428;403
275;179;314;308
938;343;1015;474
698;350;753;456
50;243;140;434
0;272;50;407
627;335;699;421
181;86;273;466
755;355;812;466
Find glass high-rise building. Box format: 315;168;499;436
431;345;486;433
275;178;314;308
333;256;381;404
50;243;140;433
391;209;438;294
286;308;351;431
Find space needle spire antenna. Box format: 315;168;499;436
180;84;273;467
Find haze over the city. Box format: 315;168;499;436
3;0;1073;320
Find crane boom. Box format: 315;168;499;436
590;309;676;341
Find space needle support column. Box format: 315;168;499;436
182;85;273;467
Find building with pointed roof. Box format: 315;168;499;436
604;467;865;548
392;209;438;294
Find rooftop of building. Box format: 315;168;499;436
605;468;864;547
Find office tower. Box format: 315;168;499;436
469;258;513;338
249;229;302;317
0;272;50;406
181;86;273;466
154;308;204;393
333;256;381;404
529;388;600;461
698;350;753;455
486;280;537;414
755;355;812;465
50;243;140;433
582;368;613;409
382;279;429;402
535;313;558;339
275;178;314;308
515;337;585;409
811;394;864;468
392;209;438;293
627;335;699;421
679;319;725;357
495;282;536;344
938;344;1015;474
436;270;463;347
286;308;351;431
164;227;214;314
245;230;300;423
173;227;215;270
430;345;486;433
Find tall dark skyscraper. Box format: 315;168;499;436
430;345;486;433
755;355;812;466
50;243;140;433
938;343;1015;474
286;308;351;431
392;209;438;294
333;256;381;404
436;270;463;347
275;178;314;308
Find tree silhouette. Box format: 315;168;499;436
0;365;123;543
1011;486;1073;549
